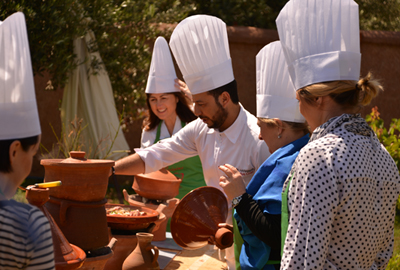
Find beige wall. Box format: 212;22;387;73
31;27;400;177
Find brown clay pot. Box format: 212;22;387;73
133;169;181;200
40;151;114;202
170;186;233;250
103;234;138;270
105;203;159;231
79;249;114;270
25;187;86;270
45;196;109;251
122;233;160;270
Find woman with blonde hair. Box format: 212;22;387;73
276;0;400;269
219;41;309;270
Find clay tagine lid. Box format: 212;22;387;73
40;151;114;167
170;186;233;250
133;169;182;200
135;169;181;182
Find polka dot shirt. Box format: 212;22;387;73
281;114;400;270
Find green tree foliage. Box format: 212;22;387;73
181;0;287;29
357;0;400;31
183;0;400;31
1;0;399;121
0;1;86;91
0;0;194;121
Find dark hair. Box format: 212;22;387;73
143;92;197;131
0;135;40;173
207;80;239;105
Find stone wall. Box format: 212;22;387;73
31;26;400;177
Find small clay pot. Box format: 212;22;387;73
133;169;181;200
122;233;160;270
41;151;114;202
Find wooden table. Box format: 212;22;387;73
161;245;227;270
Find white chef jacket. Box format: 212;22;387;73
140;116;183;148
136;105;269;270
136;106;270;191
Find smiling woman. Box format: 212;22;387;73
139;37;206;214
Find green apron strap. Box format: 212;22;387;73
154;120;185;144
154;121;163;144
281;172;294;257
232;209;243;270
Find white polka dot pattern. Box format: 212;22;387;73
281;114;400;270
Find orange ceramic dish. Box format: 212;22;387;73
105;204;159;231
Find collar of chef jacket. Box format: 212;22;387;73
206;104;246;145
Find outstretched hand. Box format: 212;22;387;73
218;164;246;201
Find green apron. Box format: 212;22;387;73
281;172;294;256
233;209;243;270
154;120;206;231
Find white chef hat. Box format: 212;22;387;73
0;12;41;140
276;0;361;90
257;41;304;123
145;36;179;94
169;15;234;95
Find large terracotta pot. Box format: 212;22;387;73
25;187;86;270
133;169;181;200
45;196;109;251
122;233;160;270
170;186;233;250
41;151;114;202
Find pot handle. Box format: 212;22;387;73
148;245;159;265
59;200;71;225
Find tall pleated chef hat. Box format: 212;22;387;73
256;41;304;123
0;12;41;140
169;15;234;95
145;36;179;94
276;0;361;90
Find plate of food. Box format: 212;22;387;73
105;204;159;231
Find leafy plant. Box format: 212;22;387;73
366;106;400;170
40;114;128;160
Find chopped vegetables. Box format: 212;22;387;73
106;206;147;217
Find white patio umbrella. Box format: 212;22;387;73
61;29;129;160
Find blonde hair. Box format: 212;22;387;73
258;118;310;135
298;72;383;109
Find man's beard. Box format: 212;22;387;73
200;101;228;130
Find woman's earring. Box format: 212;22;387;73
278;134;281;139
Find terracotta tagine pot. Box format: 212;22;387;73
122;233;160;270
133;169;182;200
41;151;114;202
25;186;86;270
45;196;109;251
123;189;178;241
105;203;159;231
170;186;233;250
